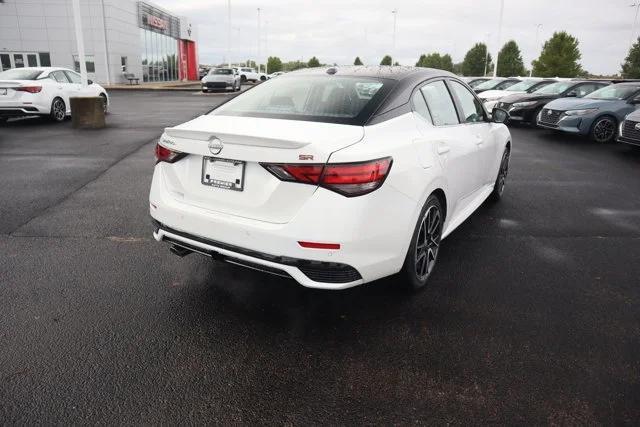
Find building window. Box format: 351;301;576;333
13;54;24;68
39;52;51;67
0;54;10;71
73;55;96;73
139;28;178;82
121;56;127;72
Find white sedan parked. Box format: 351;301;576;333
0;67;109;123
150;66;512;290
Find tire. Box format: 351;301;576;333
240;75;247;83
260;75;267;81
400;194;444;291
99;93;108;114
49;97;66;122
490;147;510;201
590;115;617;143
202;89;209;93
235;81;241;91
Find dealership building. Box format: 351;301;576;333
0;0;198;84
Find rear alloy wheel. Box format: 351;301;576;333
99;94;108;114
401;195;443;290
591;116;616;143
49;98;66;122
491;147;510;201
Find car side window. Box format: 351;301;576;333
420;81;459;126
50;71;69;83
449;80;485;123
64;70;81;84
573;84;600;97
411;91;432;123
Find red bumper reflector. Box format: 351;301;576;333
298;241;341;250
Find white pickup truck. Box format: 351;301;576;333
236;67;267;83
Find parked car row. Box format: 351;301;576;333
466;76;640;145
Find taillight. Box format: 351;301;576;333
261;157;392;197
154;142;185;164
16;86;42;93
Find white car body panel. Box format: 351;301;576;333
0;67;108;118
149;73;511;289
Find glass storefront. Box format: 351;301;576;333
140;28;178;82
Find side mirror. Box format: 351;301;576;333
87;79;93;85
566;91;577;97
491;108;509;124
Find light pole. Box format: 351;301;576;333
630;3;640;49
484;32;491;76
391;9;397;66
257;7;261;73
530;24;542;77
492;0;504;78
265;20;269;74
227;0;231;68
71;0;88;86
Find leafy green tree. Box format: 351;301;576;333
393;61;400;66
532;31;584;77
380;55;393;65
621;38;640;78
282;60;307;72
266;56;283;73
307;56;321;67
416;53;453;72
354;56;364;65
462;43;492;76
496;40;526;77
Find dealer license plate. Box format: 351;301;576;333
201;157;245;191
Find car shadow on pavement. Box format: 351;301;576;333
174;258;438;338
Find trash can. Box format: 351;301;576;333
70;97;105;129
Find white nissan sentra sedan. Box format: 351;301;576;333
0;67;109;123
150;66;511;290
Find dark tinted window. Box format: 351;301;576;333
0;54;10;70
412;91;432;122
449;80;485;123
38;52;51;66
213;76;394;125
420;80;459;126
0;69;42;80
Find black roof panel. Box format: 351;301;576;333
287;65;456;81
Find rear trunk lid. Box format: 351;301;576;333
0;80;31;102
159;114;364;223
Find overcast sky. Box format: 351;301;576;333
153;0;637;75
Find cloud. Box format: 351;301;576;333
153;0;635;74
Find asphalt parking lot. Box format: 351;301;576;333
1;91;639;424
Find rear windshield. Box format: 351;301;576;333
211;75;395;125
0;69;43;80
211;69;233;75
585;85;640;100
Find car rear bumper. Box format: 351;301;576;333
149;164;417;289
153;221;364;289
0;106;45;117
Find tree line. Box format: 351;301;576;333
252;30;640;78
